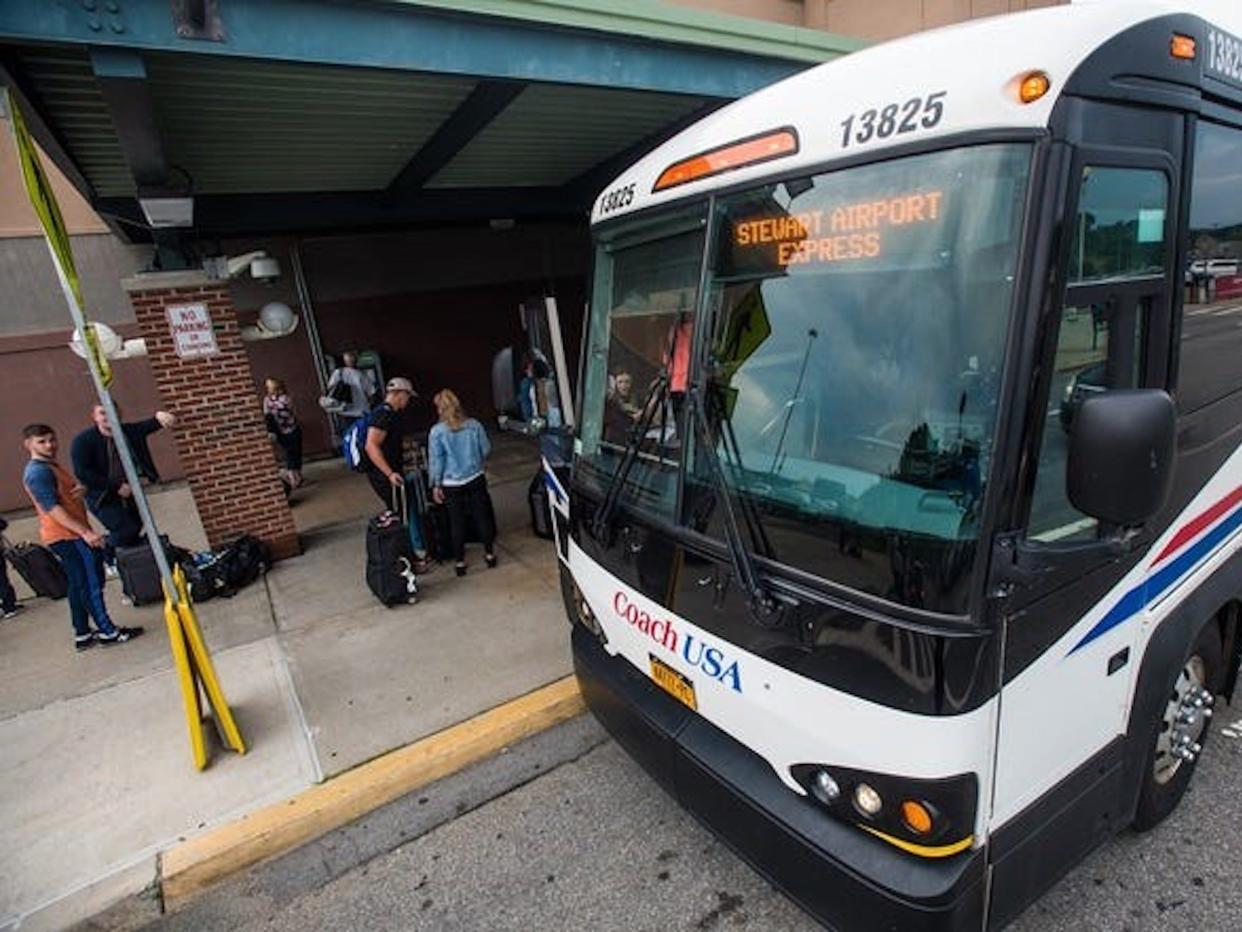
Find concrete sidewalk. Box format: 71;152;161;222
0;435;571;930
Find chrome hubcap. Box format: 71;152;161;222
1153;655;1213;785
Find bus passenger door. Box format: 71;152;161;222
987;155;1179;923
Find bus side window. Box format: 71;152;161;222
1179;120;1242;411
1026;166;1169;542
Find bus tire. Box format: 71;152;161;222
1132;619;1222;832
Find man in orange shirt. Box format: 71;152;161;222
21;424;143;651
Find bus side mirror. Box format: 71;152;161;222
1067;389;1176;527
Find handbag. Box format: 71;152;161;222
329;379;352;404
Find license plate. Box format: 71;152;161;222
649;654;697;710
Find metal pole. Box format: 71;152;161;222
545;295;576;430
291;241;327;394
44;251;180;604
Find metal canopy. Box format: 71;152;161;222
0;0;860;240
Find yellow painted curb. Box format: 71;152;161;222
161;675;584;905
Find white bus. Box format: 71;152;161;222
551;1;1242;928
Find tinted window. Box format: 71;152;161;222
577;211;706;522
1068;167;1167;283
1179;121;1242;411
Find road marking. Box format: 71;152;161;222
1187;303;1242;317
1220;718;1242;739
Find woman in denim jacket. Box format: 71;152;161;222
429;390;498;576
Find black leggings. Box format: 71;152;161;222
444;475;496;562
276;427;303;471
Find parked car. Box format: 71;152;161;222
1188;258;1240;279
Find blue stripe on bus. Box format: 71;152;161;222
1069;503;1242;655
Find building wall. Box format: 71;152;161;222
1;329;181;514
0;118;107;238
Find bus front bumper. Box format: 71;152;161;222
572;625;987;932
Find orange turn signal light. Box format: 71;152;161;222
1018;71;1051;105
654;129;799;193
901;800;935;836
1171;34;1196;60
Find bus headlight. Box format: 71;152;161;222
572;581;606;642
854;782;883;817
810;768;841;805
790;763;977;858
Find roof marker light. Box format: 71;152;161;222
1171;34;1196;60
1018;71;1051;105
653;128;799;193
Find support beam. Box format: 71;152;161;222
0;0;851;99
388;80;526;194
96;186;584;239
89;47;169;189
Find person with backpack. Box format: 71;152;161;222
325;351;377;425
429;389;498;577
360;378;415;507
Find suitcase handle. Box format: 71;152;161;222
390;480;409;526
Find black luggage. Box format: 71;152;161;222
423;503;453;562
115;535;175;605
218;535;270;591
3;536;67;599
366;486;418;606
529;471;554;540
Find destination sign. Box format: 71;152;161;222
733;191;944;267
1206;27;1242;91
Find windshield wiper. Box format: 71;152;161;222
591;368;672;541
689;379;783;629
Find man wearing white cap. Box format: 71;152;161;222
363;377;416;507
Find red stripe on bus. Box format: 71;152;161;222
1151;484;1242;568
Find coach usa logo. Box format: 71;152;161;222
613;591;743;693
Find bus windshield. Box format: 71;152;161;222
581;143;1032;613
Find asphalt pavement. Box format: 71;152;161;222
146;702;1242;932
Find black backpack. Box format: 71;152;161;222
220;535;270;590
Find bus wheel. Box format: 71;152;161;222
1133;621;1222;831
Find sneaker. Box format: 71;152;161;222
454;563;467;577
2;605;23;620
75;633;97;652
97;626;145;646
484;553;498;569
412;557;435;574
104;563;119;580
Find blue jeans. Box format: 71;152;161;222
48;539;117;637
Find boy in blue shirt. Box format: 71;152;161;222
21;424;143;651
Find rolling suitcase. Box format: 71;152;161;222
2;534;67;600
115;535;173;606
366;486;418;606
6;542;68;600
529;471;554;540
423;503;453;562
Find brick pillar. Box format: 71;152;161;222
123;270;301;561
